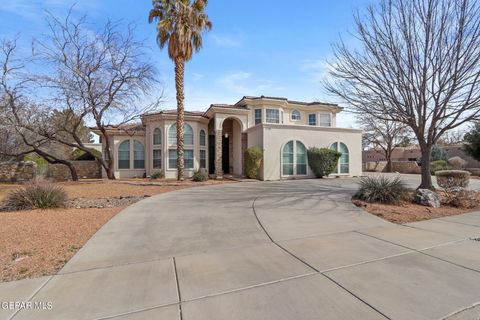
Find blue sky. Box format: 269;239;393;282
0;0;372;128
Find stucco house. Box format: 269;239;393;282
95;96;362;180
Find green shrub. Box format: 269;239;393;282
70;148;102;161
307;147;341;178
432;145;448;161
23;155;48;176
3;183;68;211
192;170;208;182
430;160;451;174
435;170;471;189
245;147;263;179
355;176;409;204
150;171;164;180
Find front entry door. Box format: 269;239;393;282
208;135;215;174
222;136;230;174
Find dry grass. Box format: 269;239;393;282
0;179;232;283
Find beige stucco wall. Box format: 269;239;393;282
248;124;362;181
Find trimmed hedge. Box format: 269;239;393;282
192;170;209;182
150;170;164;180
435;170;471;189
307;147;341;178
245;147;263;179
430;160;451;174
355;176;409;204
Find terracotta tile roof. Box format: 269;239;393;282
240;96;340;107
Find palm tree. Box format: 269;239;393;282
149;0;212;181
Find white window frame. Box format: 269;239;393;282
330;142;350;175
291;110;301;121
153;128;162;145
199;149;207;169
281;140;308;177
168;123;194;145
254;109;262;125
308;114;317;126
153;149;162;169
319;113;332;127
266;108;280;124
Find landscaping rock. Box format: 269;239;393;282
414;189;441;208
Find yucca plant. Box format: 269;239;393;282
3;183;68;211
355;176;409;204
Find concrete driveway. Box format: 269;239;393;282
3;176;480;320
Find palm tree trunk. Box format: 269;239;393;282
175;57;185;181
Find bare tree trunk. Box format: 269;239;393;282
385;146;393;172
175;57;185;181
419;146;434;190
65;161;79;181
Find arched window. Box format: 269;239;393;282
153;128;162;145
282;140;308;176
118;140;130;169
200;129;206;146
133;140;145;169
291;110;301;121
330;142;349;174
168;124;194;145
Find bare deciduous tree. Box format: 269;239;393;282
32;12;163;179
360;116;410;172
325;0;480;189
0;39;81;180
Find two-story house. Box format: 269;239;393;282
96;96;362;180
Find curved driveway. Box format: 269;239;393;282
6;177;480;320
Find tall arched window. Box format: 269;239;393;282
282;140;308;176
168;124;194;145
153;128;162;145
118;140;130;169
133;140;145;169
330;142;349;174
291;110;301;121
200;129;206;146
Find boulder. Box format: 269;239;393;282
414;189;441;208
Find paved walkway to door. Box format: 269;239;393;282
3;176;480;320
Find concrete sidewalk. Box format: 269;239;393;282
2;177;480;320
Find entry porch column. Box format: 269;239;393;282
215;128;223;179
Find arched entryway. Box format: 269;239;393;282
220;117;244;176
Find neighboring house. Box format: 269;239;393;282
94;96;362;180
363;144;480;168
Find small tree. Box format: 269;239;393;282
307;148;341;178
464;122;480;161
360;115;410;172
244;147;263;179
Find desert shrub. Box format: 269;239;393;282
192;170;208;182
245;147;263;179
3;183;68;211
448;156;467;170
24;155;48;176
435;170;471;189
70;148;102;161
355;176;409;204
444;188;480;209
150;171;164;180
430;160;451;174
307;147;341;178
